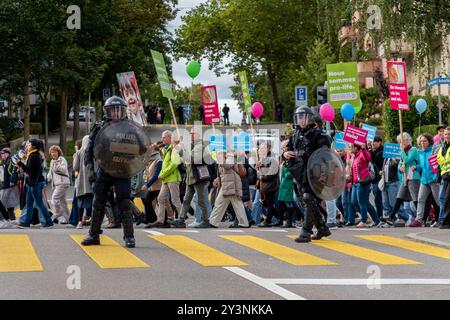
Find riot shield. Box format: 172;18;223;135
94;120;151;178
307;148;345;201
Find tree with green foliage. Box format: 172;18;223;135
175;0;319;118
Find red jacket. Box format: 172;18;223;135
352;149;371;184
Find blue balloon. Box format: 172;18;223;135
415;98;427;114
340;103;355;121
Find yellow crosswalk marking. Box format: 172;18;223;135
14;204;74;219
149;235;247;267
357;235;450;261
287;236;421;265
221;235;337;266
0;235;43;272
71;235;149;269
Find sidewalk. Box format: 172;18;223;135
406;230;450;248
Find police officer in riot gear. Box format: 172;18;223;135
283;106;332;243
82;96;143;248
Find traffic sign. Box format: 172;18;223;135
103;88;110;100
295;86;308;107
428;77;450;86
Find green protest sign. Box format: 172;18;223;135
326;62;360;109
151;50;174;99
239;71;252;112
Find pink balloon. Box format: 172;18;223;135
252;102;264;118
320;103;335;122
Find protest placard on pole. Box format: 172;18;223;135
388;60;409;179
151;50;179;136
343;124;368;146
326;62;360;109
200;86;220;125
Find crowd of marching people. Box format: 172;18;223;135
1;120;450;231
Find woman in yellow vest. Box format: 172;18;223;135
437;127;450;229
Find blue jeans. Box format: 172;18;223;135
251;190;268;224
372;182;383;218
325;199;337;224
439;183;445;222
352;183;379;223
24;182;52;226
193;184;212;223
341;188;355;224
382;181;406;219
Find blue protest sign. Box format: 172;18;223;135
333;132;346;150
182;104;191;121
361;124;377;142
249;84;255;98
232;133;252;151
209;135;227;152
383;143;401;159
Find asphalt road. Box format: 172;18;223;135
1;225;450;300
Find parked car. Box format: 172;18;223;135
68;106;95;121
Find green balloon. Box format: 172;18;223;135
355;99;363;114
186;60;201;79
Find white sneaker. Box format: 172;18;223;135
76;222;83;229
188;221;202;228
31;224;43;229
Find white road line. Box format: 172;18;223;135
223;267;306;300
256;229;288;233
267;278;450;286
213;229;244;233
142;230;165;236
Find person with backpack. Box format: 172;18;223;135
257;143;281;227
209;150;249;228
172;127;211;228
350;144;380;228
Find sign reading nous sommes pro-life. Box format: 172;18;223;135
327;62;360;109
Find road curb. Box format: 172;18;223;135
406;231;450;249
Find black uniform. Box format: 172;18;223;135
82;96;142;248
284;108;332;242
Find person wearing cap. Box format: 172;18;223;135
0;148;19;220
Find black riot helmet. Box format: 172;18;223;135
294;106;315;129
104;96;127;120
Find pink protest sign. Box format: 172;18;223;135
201;85;220;125
428;155;439;174
387;61;409;111
343;124;368;146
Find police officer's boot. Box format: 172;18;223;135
119;200;136;248
295;195;315;243
81;201;105;246
312;207;331;240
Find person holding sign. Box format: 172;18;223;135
383;133;420;227
410;134;440;227
437;127;450;229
